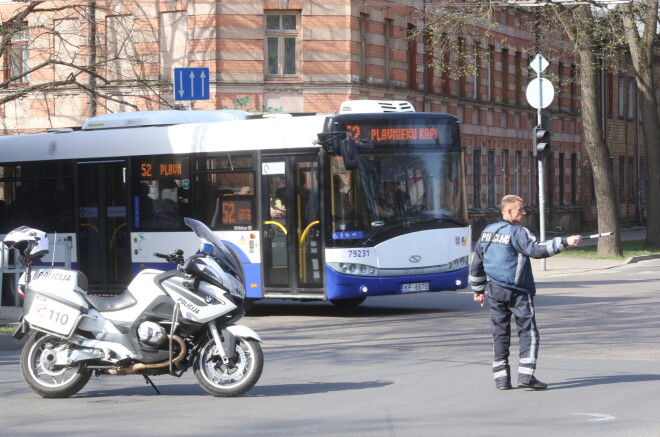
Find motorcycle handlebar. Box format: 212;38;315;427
153;250;185;265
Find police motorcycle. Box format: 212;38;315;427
4;218;263;398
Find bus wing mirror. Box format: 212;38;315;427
340;137;359;170
340;136;372;170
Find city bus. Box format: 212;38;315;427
0;101;469;308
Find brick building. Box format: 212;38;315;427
0;0;653;233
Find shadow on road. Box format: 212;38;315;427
247;300;461;318
248;379;393;397
75;379;393;398
549;373;660;390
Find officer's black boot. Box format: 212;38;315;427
518;375;548;390
494;364;511;390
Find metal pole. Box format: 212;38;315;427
536;56;546;271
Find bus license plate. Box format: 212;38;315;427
401;282;430;293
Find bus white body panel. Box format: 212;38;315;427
0;115;327;163
130;231;260;265
325;228;469;270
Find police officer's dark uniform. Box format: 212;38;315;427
470;218;573;390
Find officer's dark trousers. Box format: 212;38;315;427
486;282;539;386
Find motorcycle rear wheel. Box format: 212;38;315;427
20;333;92;398
193;336;263;397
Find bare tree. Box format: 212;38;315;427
549;4;623;255
0;1;177;129
618;0;660;250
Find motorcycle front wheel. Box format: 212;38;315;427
20;333;92;398
193;336;263;397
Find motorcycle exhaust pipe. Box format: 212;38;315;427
106;335;186;375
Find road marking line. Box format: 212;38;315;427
571;413;616;422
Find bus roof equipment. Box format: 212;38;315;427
339;100;415;113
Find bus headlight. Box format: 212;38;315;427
329;262;378;276
447;255;469;271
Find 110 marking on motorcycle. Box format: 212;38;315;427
32;294;78;335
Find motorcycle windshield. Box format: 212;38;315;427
184;217;241;278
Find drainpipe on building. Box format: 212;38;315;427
87;0;97;118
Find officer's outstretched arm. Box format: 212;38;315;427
512;226;571;259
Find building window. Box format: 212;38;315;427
515;150;522;195
639;162;646;203
619;156;626;203
441;42;451;95
546;155;553;207
384;19;392;85
457;38;465;96
559;152;565;205
487;45;495;101
7;27;29;86
107;15;135;81
514;51;522;105
570;64;577;113
425;31;435;93
472;43;480;100
571;153;577;204
359;14;367;82
487;150;495;208
627;78;635;120
628;157;635;202
557;61;564;111
618;75;625;118
501;48;509;104
502;149;509;196
407;24;417;90
266;13;299;77
473;149;481;208
606;73;614;118
160;12;188;77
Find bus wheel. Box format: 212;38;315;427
329;296;366;308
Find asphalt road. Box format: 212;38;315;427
1;259;659;437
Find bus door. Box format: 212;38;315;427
261;155;323;297
76;161;132;291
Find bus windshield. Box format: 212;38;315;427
329;148;466;248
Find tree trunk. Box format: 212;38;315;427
579;49;623;256
621;0;660;250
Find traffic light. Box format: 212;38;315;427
533;125;551;156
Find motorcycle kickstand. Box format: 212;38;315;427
143;375;161;394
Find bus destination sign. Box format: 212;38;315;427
139;162;184;178
346;124;439;144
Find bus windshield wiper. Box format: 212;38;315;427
359;215;465;247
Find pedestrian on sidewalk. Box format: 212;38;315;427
469;194;581;390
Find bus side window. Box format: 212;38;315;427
133;156;189;230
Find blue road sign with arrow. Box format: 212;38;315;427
174;67;210;101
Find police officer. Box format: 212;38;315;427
470;195;581;390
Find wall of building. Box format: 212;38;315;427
0;0;652;235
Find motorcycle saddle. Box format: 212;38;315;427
85;291;138;313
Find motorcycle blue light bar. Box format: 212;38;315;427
202;243;214;255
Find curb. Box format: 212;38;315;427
624;253;660;264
